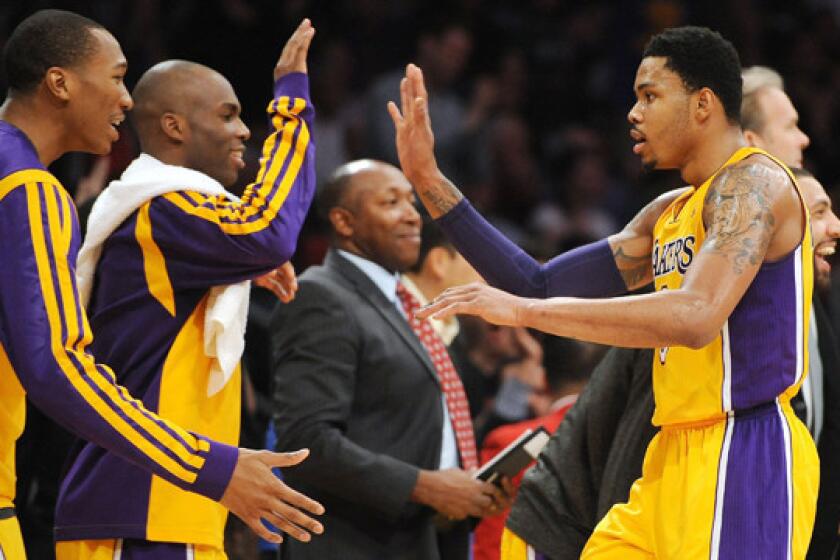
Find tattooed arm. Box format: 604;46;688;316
387;63;462;217
417;155;802;349
607;187;691;290
388;63;686;298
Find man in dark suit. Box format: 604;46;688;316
271;159;508;560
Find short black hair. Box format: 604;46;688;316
408;217;454;273
643;26;742;125
3;9;105;94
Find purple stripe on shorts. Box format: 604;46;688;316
716;403;789;559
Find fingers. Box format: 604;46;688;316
266;494;325;538
409;64;429;100
400;78;414;122
245;515;284;544
387;101;403;127
263;448;310;468
416;284;479;320
275;18;316;78
254;275;289;301
268;476;326;516
406;64;430;128
262;509;314;543
467;491;493;517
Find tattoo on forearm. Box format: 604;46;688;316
420;177;464;214
701;162;777;274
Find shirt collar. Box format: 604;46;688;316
337;249;400;305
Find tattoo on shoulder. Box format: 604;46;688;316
701;161;780;274
420;177;464;214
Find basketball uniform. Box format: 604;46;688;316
582;147;819;559
54;73;314;556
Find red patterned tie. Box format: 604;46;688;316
396;282;478;470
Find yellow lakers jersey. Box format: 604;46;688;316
651;147;813;426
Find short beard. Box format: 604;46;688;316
641;158;658;174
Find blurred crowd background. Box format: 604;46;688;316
4;0;840;558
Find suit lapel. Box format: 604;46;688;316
325;250;440;385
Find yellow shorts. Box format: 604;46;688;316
56;538;227;560
582;401;818;559
500;527;546;560
0;515;25;560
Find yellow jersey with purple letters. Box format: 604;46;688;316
650;146;813;426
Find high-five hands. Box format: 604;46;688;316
220;20;324;546
274;19;316;80
387;66;446;201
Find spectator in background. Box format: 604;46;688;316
473;336;594;560
401;217;483;346
741;65;810;168
365;19;494;185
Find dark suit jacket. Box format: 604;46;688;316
505;348;657;560
805;298;840;559
271;249;448;560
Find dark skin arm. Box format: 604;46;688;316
417;156;803;350
388;64;685;290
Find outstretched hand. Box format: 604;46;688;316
387;64;442;188
416;282;530;327
220;448;325;544
274;19;316;80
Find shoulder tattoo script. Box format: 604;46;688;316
701;163;777;274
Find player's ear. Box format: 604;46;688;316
695;88;714;123
44;67;72;102
160;112;187;144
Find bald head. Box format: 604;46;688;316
132;60;220;147
318;160;391;220
319;159;422;272
131;60;249;186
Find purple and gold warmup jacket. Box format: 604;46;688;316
52;73;315;546
0;137;238;509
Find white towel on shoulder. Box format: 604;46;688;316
77;153;250;397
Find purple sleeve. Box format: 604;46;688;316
436;199;627;298
144;72;316;288
0;182;237;501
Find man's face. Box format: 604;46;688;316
627;57;693;172
751;88;809;168
348;165;422;272
798;176;840;291
66;28;133;155
181;71;250;187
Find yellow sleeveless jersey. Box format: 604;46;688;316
651;147;813;426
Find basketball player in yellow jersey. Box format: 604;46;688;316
390;26;817;559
